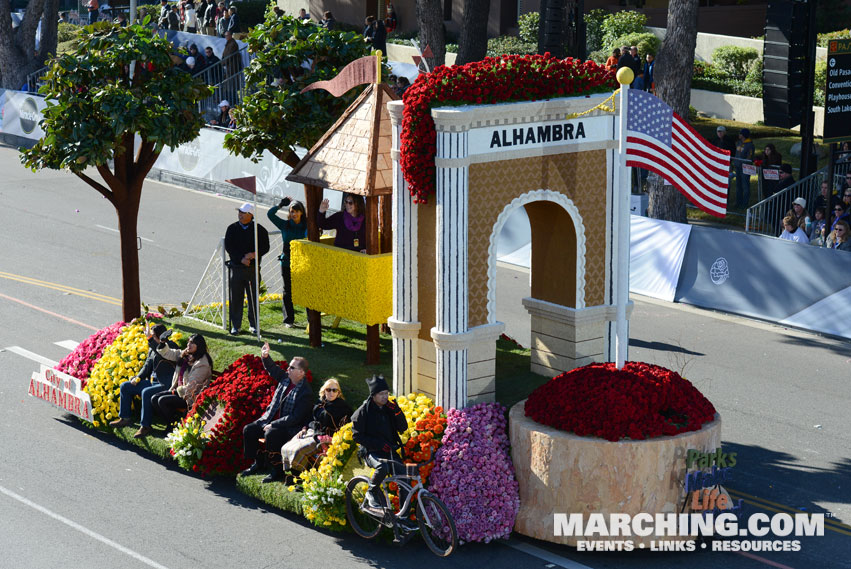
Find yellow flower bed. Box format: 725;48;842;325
84;322;149;427
289;240;392;326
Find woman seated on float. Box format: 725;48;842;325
144;333;213;437
280;378;353;481
318;193;366;253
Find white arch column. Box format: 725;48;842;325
387;101;420;396
431;124;470;410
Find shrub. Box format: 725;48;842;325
57;22;79;43
518;11;539;44
588;48;609;65
712;45;759;81
745;57;763;84
585;8;609;53
815;59;828;106
817;29;851;47
612;31;660;60
601;10;647;49
485;36;537;57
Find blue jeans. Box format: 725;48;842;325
118;379;168;427
736;171;751;207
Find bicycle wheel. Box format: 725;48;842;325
345;476;382;539
416;493;458;557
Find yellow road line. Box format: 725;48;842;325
0;271;122;306
728;489;851;536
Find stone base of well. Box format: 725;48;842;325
509;400;722;547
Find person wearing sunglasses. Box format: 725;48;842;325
826;220;851;251
318;193;367;253
279;378;353;482
831;202;850;233
241;342;314;483
267;196;307;327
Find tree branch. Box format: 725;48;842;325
271;148;299;168
18;0;46;53
76;171;115;205
96;164;124;200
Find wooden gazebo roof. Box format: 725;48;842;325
286;83;397;196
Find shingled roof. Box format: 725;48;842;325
286;82;397;196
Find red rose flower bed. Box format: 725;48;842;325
524;362;716;442
400;54;617;203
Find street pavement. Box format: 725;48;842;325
0;145;848;568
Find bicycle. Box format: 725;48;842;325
345;456;458;557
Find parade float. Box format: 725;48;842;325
27;53;730;548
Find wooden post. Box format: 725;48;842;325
304;184;323;348
379;194;392;253
365;195;381;364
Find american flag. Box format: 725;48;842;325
625;89;730;217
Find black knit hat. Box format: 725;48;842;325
152;324;168;339
366;374;390;396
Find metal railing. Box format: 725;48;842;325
191;47;249;124
25;66;49;93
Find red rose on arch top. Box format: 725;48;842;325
184;354;313;477
399;54;617;204
524;362;717;442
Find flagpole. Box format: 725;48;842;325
254;190;261;340
615;69;634;369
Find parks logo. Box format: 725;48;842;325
177;137;201;171
19;97;40;135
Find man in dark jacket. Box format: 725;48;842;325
109;324;177;430
351;374;408;508
224;202;270;335
241;343;313;482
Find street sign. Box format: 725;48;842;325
823;39;851;143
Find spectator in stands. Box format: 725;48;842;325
298;8;311;22
632;68;646;91
59;11;70;23
617;45;635;84
108;324;177;434
204;45;220;81
370;18;387;56
267;197;307;327
395;76;410;98
240;343;313;483
280;378;352;482
605;48;620;71
643;53;655;93
363;15;375;38
203;0;216;35
760;143;782;198
318;194;367;253
188;43;206;70
843;186;851;212
226;5;239;34
216;2;228;36
838;141;851;164
779;215;808;243
114;12;127;25
158;0;170;27
321;10;336;29
184;2;197;32
775;163;794;193
225;203;270;335
208;99;230;126
178;56;197;73
222;31;242;77
168;4;180;30
826;219;851;251
814;180;837;213
147;333;213;436
227;107;238;129
787;197;811;236
733;128;755;207
831;202;850;233
810;207;827;246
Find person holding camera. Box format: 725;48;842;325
145;333;213;437
108;323;177;434
351;374;408;508
267;197;307;327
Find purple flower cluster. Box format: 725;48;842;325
55;321;125;386
428;403;520;543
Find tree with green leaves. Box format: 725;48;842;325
20;22;212;321
224;15;375;167
0;0;60;90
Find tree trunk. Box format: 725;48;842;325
646;0;699;222
116;193;142;322
38;0;59;60
0;0;57;90
415;0;445;69
455;0;490;65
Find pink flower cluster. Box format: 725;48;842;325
428;403;519;543
55;321;125;387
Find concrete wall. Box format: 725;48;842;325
647;27;827;63
386;42;458;67
690;88;825;137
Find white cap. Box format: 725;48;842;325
716;125;726;132
218;99;230;107
238;203;254;214
792;197;806;208
186;56;196;66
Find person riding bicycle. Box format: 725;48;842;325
351;374;408;509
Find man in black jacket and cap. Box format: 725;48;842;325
224;202;270;335
351;374;408;508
